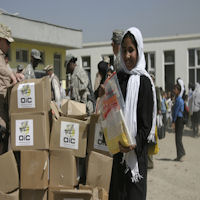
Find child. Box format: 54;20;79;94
172;84;186;161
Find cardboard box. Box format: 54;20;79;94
11;112;49;150
50;116;88;158
49;150;78;188
98;187;108;200
0;151;19;193
48;188;93;200
20;189;47;200
86;151;113;193
9;77;51;114
79;185;108;200
20;150;48;189
61;99;86;116
87;114;110;156
0;190;19;200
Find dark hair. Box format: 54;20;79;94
122;31;138;49
174;84;181;92
70;57;77;64
98;61;108;77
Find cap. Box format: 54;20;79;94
17;64;24;72
31;49;41;60
0;24;14;42
65;54;76;67
111;29;124;44
103;56;110;64
44;65;54;71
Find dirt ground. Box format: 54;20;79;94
147;126;200;200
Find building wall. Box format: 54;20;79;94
10;41;67;80
68;35;200;92
144;37;200;90
0;12;83;87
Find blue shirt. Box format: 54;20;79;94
172;96;184;122
161;98;167;113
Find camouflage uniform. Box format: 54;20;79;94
70;65;94;114
114;52;123;72
0;24;15;154
112;30;124;72
23;49;41;79
0;49;11;129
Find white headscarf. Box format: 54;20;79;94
120;27;157;182
177;78;185;98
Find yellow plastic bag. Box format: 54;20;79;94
102;109;135;155
148;126;159;155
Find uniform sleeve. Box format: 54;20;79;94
0;60;12;77
135;76;153;157
77;70;89;92
52;78;61;107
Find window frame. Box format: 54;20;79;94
16;49;29;63
144;51;156;74
188;48;200;84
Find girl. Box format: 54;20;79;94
109;27;156;200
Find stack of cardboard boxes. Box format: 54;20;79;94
0;77;113;200
9;77;51;200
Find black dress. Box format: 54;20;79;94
109;71;154;200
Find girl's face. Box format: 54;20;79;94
121;37;138;71
107;71;112;78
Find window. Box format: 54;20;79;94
82;56;91;77
144;52;155;74
188;48;200;84
54;54;61;79
164;50;175;92
16;49;28;62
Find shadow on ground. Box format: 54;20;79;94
166;126;194;138
155;158;174;162
183;128;194;137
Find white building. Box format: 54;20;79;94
68;34;200;92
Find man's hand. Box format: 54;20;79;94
119;141;136;153
10;73;17;85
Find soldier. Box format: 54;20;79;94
111;29;124;72
0;24;17;154
23;48;41;79
65;54;94;115
44;65;61;108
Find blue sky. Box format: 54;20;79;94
1;0;200;42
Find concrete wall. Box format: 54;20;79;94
68;35;200;92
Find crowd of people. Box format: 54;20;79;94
0;22;200;200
